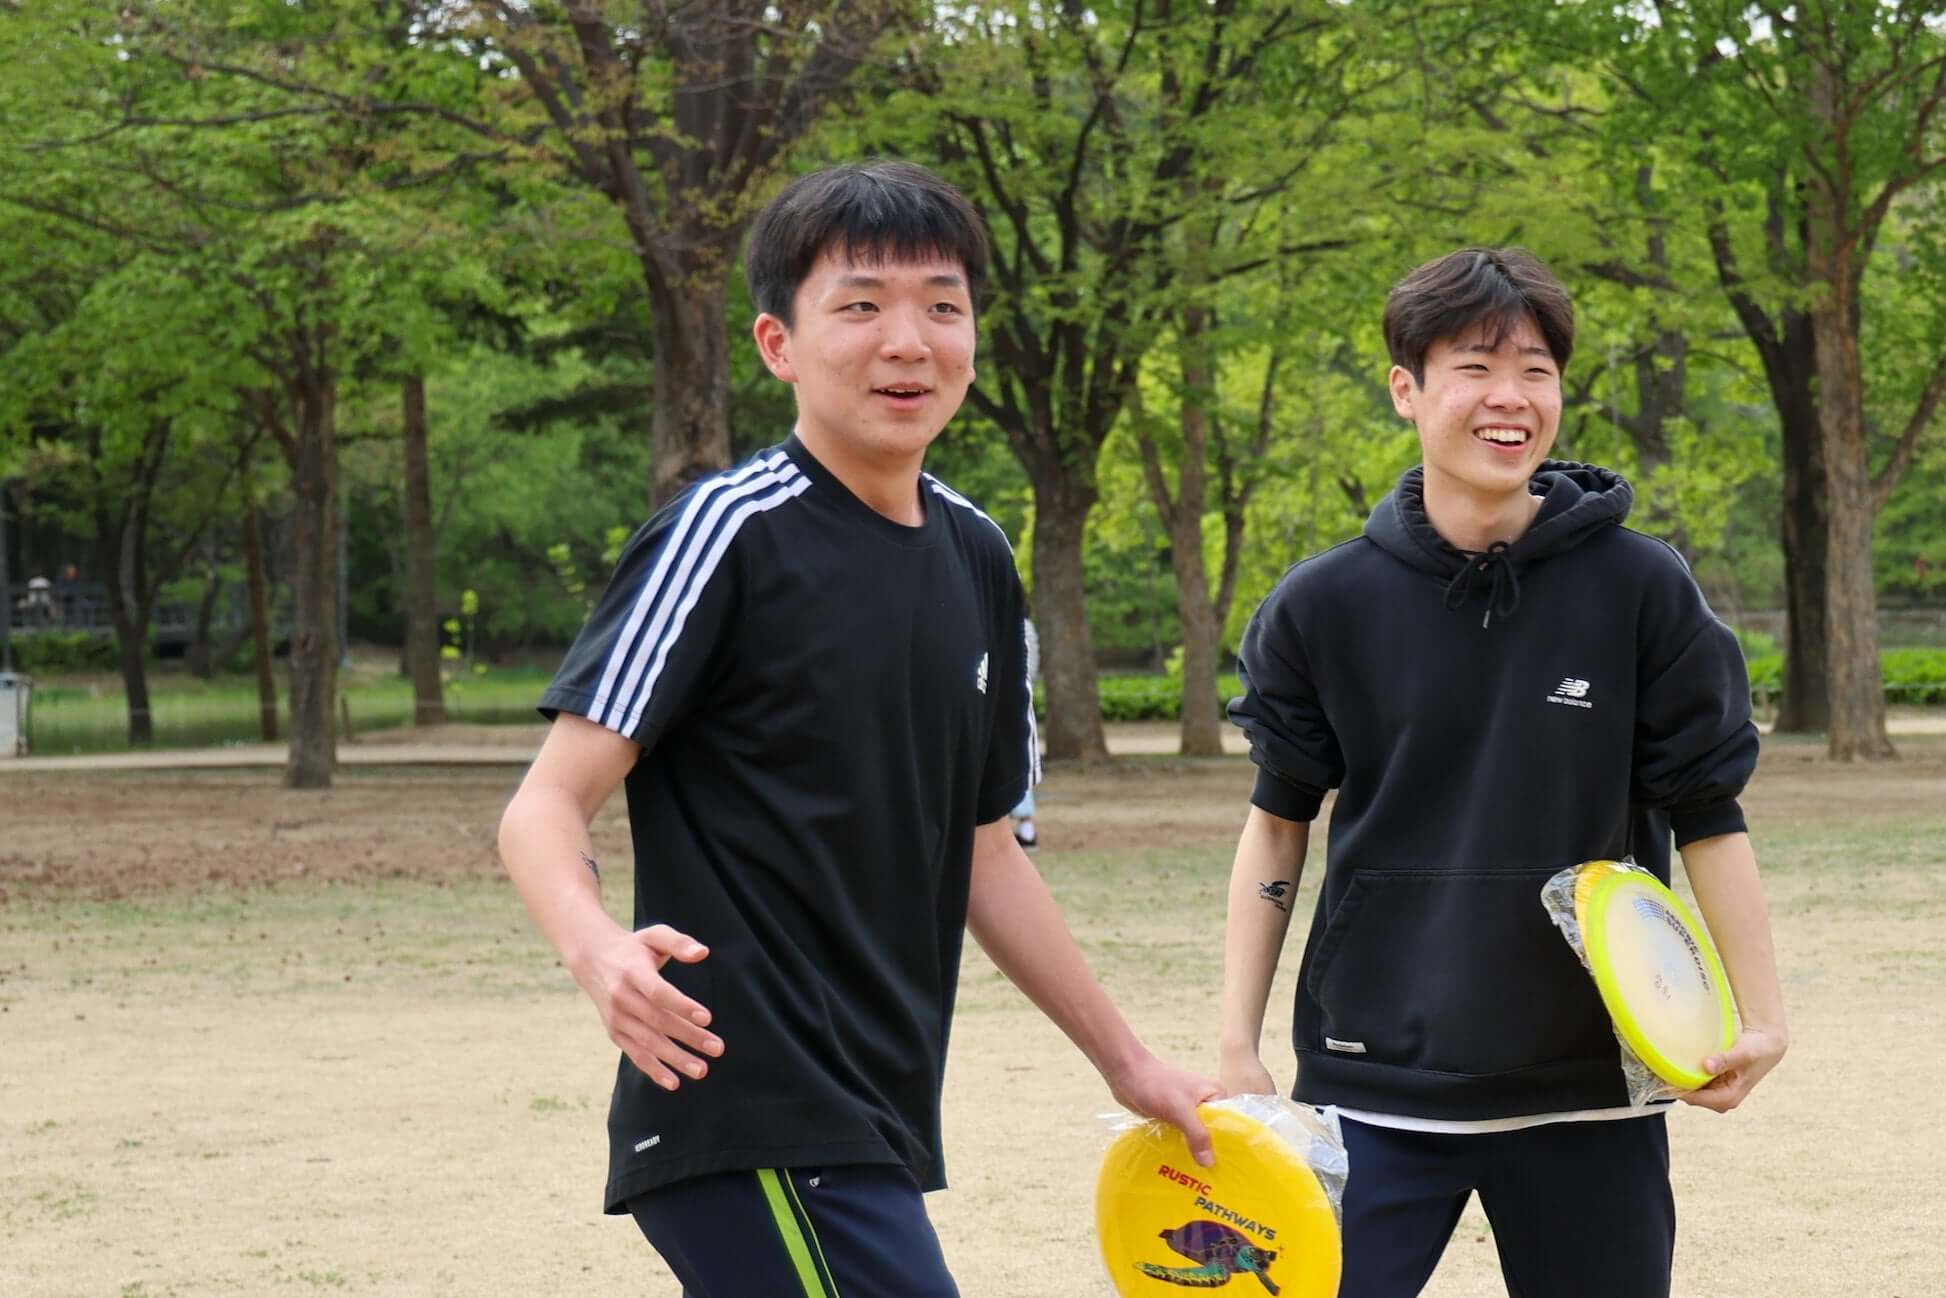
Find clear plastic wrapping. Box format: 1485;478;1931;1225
1542;858;1736;1106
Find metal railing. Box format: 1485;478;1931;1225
4;581;277;648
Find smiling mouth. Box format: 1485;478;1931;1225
1474;427;1530;446
874;385;930;398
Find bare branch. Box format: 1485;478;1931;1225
1873;351;1946;510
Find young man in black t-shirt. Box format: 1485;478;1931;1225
499;161;1220;1297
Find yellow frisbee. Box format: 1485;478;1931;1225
1580;868;1737;1091
1096;1104;1340;1297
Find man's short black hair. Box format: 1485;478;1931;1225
1383;247;1574;385
744;160;989;327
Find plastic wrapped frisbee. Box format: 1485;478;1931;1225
1096;1095;1344;1297
1545;859;1737;1096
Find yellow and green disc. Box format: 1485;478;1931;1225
1096;1105;1340;1297
1580;868;1737;1091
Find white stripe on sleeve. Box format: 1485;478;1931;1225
588;452;797;732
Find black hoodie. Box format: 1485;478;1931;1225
1229;461;1758;1120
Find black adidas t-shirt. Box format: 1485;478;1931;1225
538;436;1038;1211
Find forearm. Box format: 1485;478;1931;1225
1219;808;1307;1064
498;782;626;981
1680;831;1787;1036
964;823;1146;1080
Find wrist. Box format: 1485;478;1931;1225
1093;1036;1154;1090
559;913;626;987
1219;1032;1265;1063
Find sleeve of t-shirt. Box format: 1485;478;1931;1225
1228;581;1343;823
1632;553;1759;846
978;573;1038;825
536;501;738;752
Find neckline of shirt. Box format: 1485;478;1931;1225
781;435;945;549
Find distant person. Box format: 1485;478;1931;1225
24;575;54;627
1011;615;1040;850
55;562;82;625
1217;246;1788;1298
497;160;1219;1297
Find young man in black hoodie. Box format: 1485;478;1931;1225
1219;247;1788;1297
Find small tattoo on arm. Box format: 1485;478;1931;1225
1258;880;1292;912
580;852;601;881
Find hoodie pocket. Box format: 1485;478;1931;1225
1302;866;1613;1076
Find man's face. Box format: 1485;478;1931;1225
1389;314;1562;502
753;247;976;465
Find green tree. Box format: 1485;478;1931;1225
440;1;910;508
1565;2;1946;759
892;0;1377;760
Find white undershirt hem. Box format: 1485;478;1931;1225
1333;1102;1673;1135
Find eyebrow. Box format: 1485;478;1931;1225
835;272;967;289
1458;342;1554;359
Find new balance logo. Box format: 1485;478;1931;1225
1547;677;1594;710
975;652;989;695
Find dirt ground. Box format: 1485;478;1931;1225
3;734;1944;1295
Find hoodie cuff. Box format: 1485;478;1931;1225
1669;798;1748;847
1250;767;1325;823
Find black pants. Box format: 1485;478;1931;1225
1339;1114;1675;1298
629;1164;958;1298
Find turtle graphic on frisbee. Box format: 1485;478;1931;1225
1096;1098;1343;1298
1136;1219;1282;1292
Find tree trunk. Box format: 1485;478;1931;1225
243;490;278;742
185;560;222;680
0;484;12;674
1031;474;1108;762
1168;304;1224;757
647;259;733;511
286;359;340;788
1806;263;1893;759
1173;552;1224;755
1773;348;1829;734
96;528;154;747
401;373;445;727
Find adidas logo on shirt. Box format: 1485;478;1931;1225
975;652;989;695
1546;677;1593;710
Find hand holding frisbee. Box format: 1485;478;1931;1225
1543;860;1738;1103
1097;1095;1346;1297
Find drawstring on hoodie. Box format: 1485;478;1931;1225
1442;541;1523;629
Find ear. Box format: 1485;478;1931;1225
753;313;796;383
1388;364;1418;419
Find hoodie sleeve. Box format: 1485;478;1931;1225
1228;582;1344;822
1632;556;1759;846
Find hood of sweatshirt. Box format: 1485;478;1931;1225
1362;461;1634;625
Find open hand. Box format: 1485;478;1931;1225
572;923;723;1091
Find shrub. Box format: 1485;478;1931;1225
1034;672;1246;722
1732;626;1781;660
1746;648;1946;706
9;630;121;674
1884;648;1946;705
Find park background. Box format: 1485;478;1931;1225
2;3;1945;1296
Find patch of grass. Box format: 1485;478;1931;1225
291;1270;349;1289
30;1185;99;1221
21;667;552;755
0;877;579;1003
